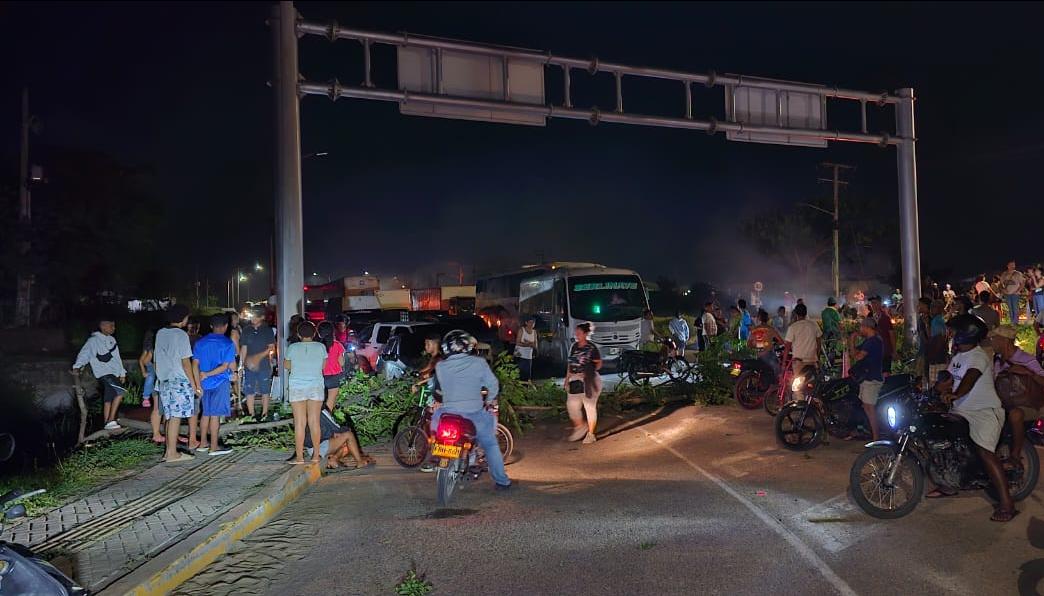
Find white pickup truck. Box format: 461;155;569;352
355;321;434;371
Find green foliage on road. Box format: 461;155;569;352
0;438;160;517
395;570;433;595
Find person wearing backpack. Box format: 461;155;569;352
72;316;127;431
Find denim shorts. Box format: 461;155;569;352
243;368;272;396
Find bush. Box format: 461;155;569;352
692;336;741;405
334;372;416;446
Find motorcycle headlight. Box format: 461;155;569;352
887;406;898;429
791;376;805;392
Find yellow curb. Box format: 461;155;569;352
117;462;322;596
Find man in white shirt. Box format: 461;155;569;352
668;311;690;359
999;260;1025;325
72;316;127;431
155;304;201;463
784;304;822;397
700;302;718;351
936;314;1015;521
514;317;537;381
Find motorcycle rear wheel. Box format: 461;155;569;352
734;371;764;409
775;403;825;451
392;425;429;468
850;446;924;519
626;362;649;386
436;464;459;506
665;357;691;383
988;440;1041;502
496;423;514;462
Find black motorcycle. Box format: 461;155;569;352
849;391;1040;519
0;434;88;595
618;337;691;385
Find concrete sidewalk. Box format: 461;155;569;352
0;448;318;595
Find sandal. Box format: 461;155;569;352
991;508;1020;522
926;488;957;499
1002;459;1025;473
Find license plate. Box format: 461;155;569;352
431;444;461;458
730;368;742;377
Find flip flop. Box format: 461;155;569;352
164;453;195;463
289;460;307;465
151;437;166;444
926;489;957;499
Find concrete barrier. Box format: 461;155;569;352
103;461;322;596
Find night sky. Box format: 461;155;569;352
4;2;1044;295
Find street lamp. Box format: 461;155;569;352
255;263;263;272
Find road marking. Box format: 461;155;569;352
643;430;859;596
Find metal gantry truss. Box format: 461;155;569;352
270;1;921;354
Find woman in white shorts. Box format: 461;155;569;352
285;321;328;464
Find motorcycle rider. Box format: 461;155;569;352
935;314;1017;522
747;309;784;377
431;330;511;492
991;325;1044;474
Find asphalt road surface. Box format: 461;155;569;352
178;403;1044;596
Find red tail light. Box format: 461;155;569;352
437;420;461;443
732;361;742;370
1035;419;1043;431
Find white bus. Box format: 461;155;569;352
476;262;650;368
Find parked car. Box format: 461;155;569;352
355;321;434;371
378;321;494;380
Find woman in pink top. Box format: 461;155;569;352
321;329;347;411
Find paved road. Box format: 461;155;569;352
179;404;1044;596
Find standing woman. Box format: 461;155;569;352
319;322;346;411
1029;266;1044;318
564;323;603;444
284;321;327;464
226;312;243;413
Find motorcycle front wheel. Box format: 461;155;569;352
436;462;460;506
665;357;691;383
734;371;764;409
763;383;784;416
850;446;924;519
775;403;825;451
496;423;514;462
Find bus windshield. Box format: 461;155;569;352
568;275;647;322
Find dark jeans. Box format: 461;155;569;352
518;357;533;381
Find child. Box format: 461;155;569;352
72;316;127;430
192;314;237;456
155;304;201;463
138;329;164;443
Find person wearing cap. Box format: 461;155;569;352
72;315;127;431
155;304;201;463
991;324;1044;474
848;316;884;440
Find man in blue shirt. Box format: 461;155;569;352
737;299;753;341
431;330;511;491
668;311;690;358
193;314;237;455
850;317;884;440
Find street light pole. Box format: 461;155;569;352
896;88;922;349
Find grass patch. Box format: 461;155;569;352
395;569;433;596
0;438;161;517
638;541;657;550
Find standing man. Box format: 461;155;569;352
999;260;1025;325
72;316;127;431
972;290;1001;332
514;317;537;382
240;308;277;421
821;298;841;342
848;316;884;441
668;311;690;359
700;302;718;351
891;288;904;310
640;309;659;352
192;314;237;455
737;299;753;342
870;296;895;377
772;306;788;336
784;304;822;398
790;298;806;324
942;284;957;311
155;305;200;463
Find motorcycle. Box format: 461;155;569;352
0;434;89;595
430;393;513;505
619;337;691;385
774;373;915;451
849;391;1040;519
732;346;784;410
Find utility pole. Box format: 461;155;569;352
817;163;853;301
15;88;32;327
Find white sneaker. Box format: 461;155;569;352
582;432;597;445
104;421;121;430
567;426;588;442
